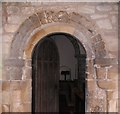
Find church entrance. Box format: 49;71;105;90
32;33;86;113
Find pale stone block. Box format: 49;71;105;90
11;103;31;112
78;6;95;14
10;80;21;90
108;99;118;112
22;67;32;80
3;42;11;57
2;104;10;112
0;81;1;92
96;19;112;29
0;104;1;114
0;92;2;104
4;24;19;33
3;34;13;43
2;81;10;91
87;80;96;91
90;14;108;19
96;67;106;79
8;15;26;24
96;5;112;11
7;6;20;14
10;67;22;80
104;37;118;52
2;91;10;104
111;15;117;25
21;7;35;15
107;66;118;79
11;90;22;103
11;103;23;112
97;80;117;90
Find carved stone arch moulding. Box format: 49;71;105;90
10;10;107;60
5;10;111;112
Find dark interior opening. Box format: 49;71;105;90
32;33;86;113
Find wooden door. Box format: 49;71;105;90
32;38;59;112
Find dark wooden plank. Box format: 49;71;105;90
32;38;59;112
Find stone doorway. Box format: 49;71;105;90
32;33;86;113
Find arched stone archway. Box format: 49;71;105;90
5;10;111;112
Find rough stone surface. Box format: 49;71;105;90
10;67;22;80
96;67;106;79
2;81;10;91
108;99;118;112
2;104;10;112
96;4;112;11
78;6;95;14
4;24;19;33
10;81;21;90
7;6;20;14
97;80;117;90
2;91;10;104
22;67;32;80
90;14;108;19
8;15;26;24
107;66;118;79
96;19;112;29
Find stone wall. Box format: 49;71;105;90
1;2;118;113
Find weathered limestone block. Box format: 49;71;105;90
4;24;19;33
10;80;21;90
87;98;106;112
22;67;32;80
7;6;20;14
10;67;22;80
0;104;1;113
3;44;11;59
21;88;31;103
0;92;2;104
17;18;34;36
2;91;10;104
20;80;31;103
107;91;118;107
2;66;11;80
97;80;117;90
96;4;112;12
8;15;26;25
78;6;95;14
2;81;10;91
21;7;35;15
93;41;105;51
108;99;118;112
86;59;94;74
11;90;22;103
92;34;102;43
3;34;13;43
107;91;114;100
90;14;108;19
0;81;2;92
96;67;106;79
29;14;41;27
95;58;117;67
107;65;118;79
2;104;10;112
96;19;112;29
24;59;32;67
87;80;96;91
11;103;31;112
111;15;117;25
